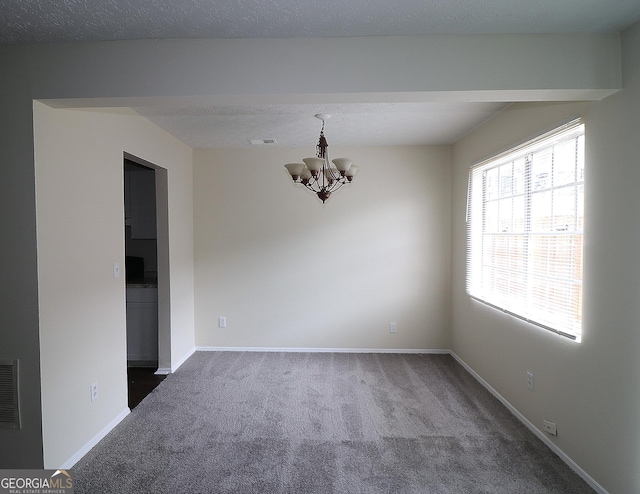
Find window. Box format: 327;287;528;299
466;119;584;339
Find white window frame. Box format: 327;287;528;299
466;119;584;340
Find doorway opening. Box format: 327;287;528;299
123;154;170;408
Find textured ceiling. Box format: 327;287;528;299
134;102;509;148
2;0;640;44
6;0;638;148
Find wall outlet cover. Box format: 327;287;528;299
543;420;557;435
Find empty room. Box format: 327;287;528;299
1;1;640;493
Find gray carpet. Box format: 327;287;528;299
73;352;594;493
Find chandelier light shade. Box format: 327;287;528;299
284;114;358;203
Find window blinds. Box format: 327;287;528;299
466;119;584;339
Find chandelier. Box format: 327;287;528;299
284;114;358;203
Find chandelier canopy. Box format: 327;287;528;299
284;114;358;203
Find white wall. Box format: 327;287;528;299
33;103;195;468
450;21;640;494
194;146;451;350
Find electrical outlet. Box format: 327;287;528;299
526;371;534;391
218;316;227;328
389;322;397;334
543;420;557;435
90;382;98;402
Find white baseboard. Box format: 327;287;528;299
171;346;196;372
57;350;197;467
154;347;197;375
196;346;449;354
60;407;129;469
449;351;608;494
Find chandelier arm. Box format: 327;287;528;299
326;167;342;183
327;180;345;193
301;179;319;193
299;166;349;194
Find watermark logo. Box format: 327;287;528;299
0;470;73;494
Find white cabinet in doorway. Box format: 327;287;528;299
126;287;158;364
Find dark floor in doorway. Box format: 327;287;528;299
127;367;166;409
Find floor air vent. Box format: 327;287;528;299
0;359;21;429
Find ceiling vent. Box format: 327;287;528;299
248;138;278;145
0;359;21;429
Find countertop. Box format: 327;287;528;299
126;276;158;288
